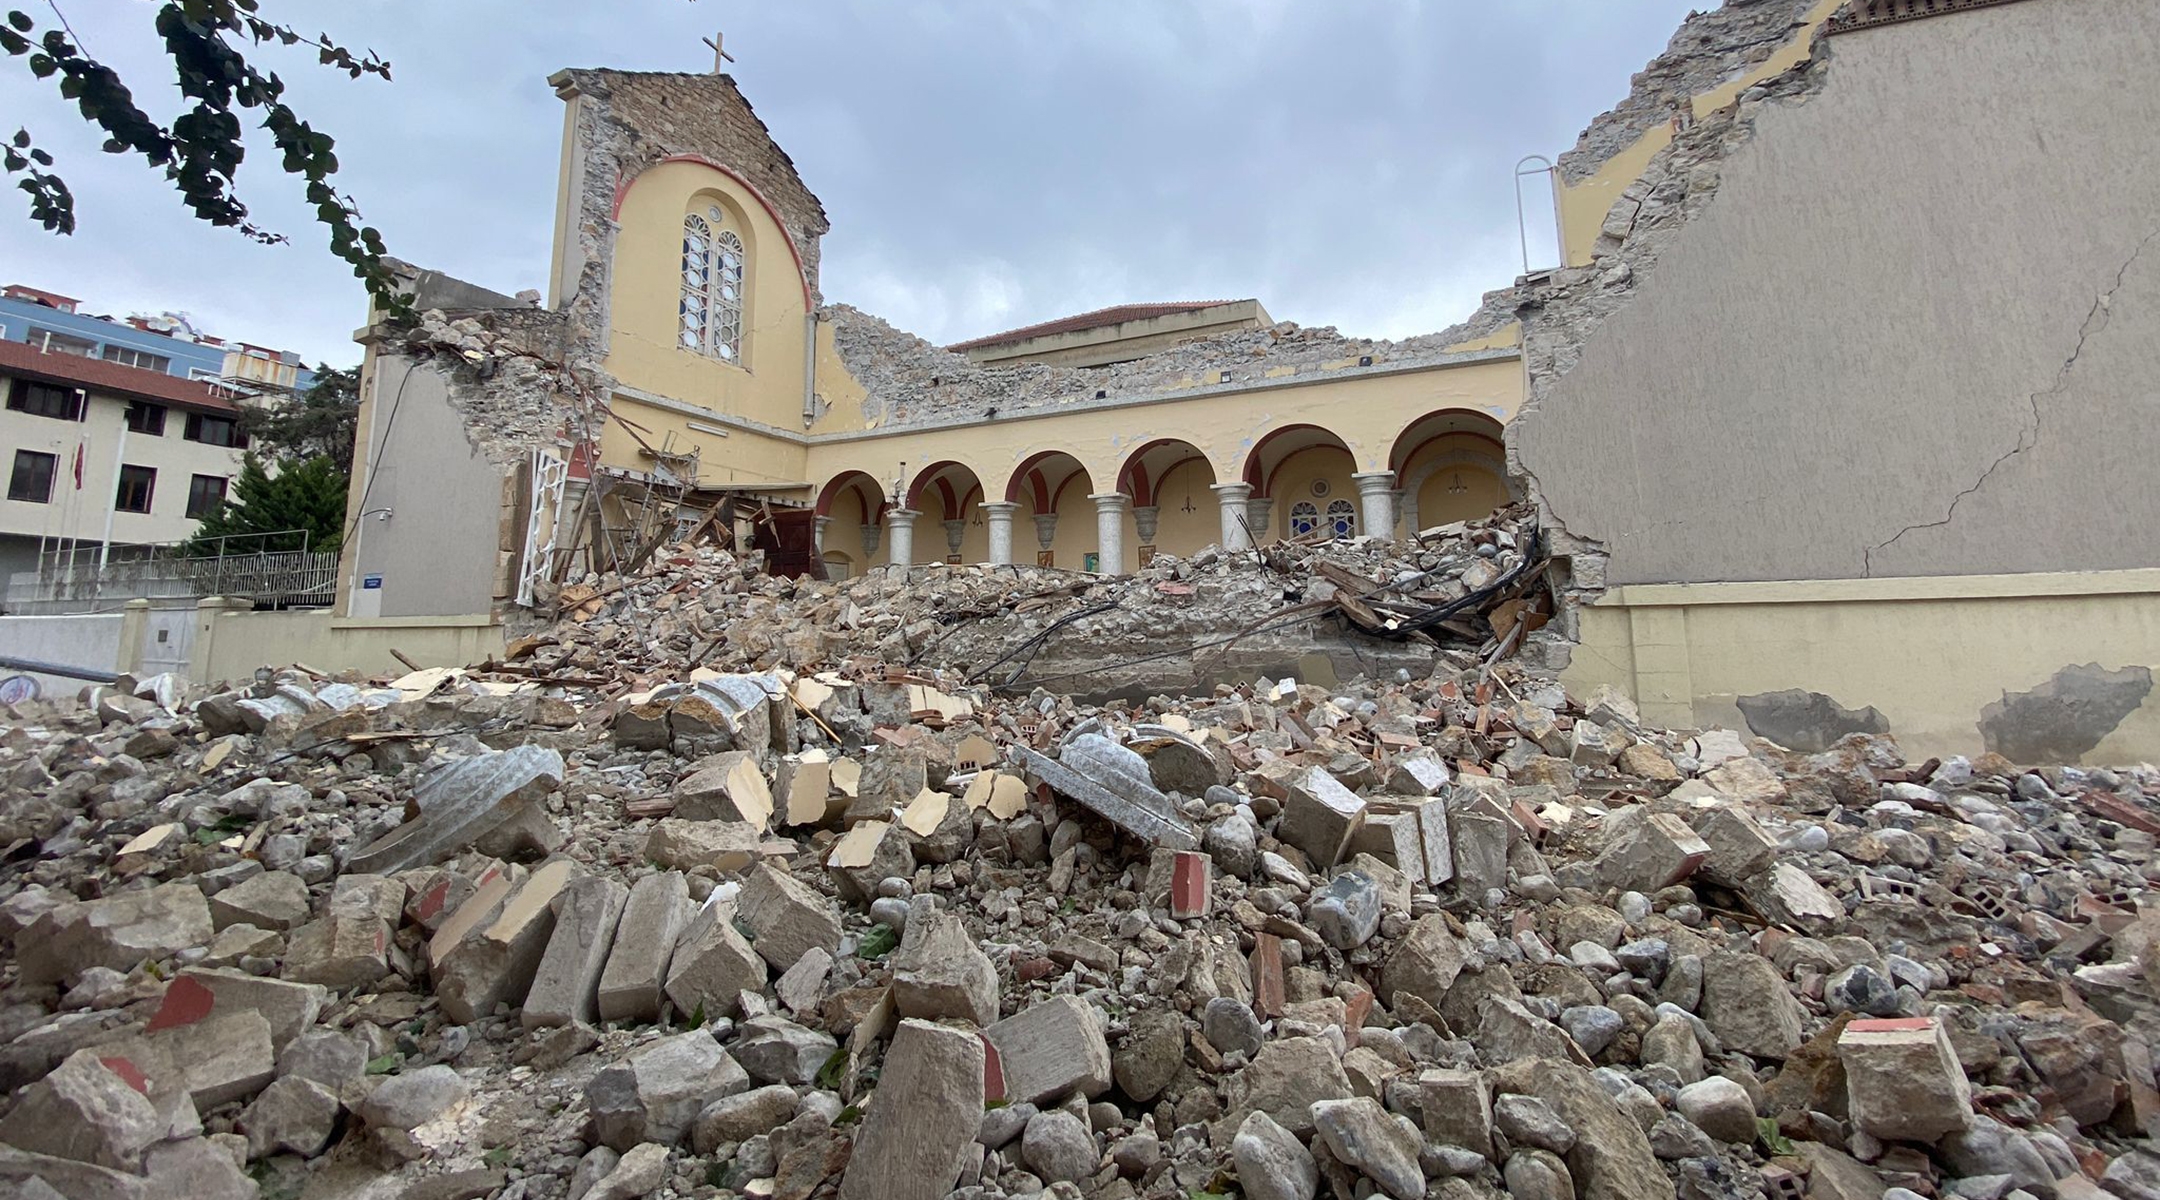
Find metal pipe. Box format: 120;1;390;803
802;311;818;427
0;654;117;683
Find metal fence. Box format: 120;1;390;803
5;531;337;614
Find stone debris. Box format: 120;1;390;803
4;523;2160;1200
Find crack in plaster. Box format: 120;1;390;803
1863;227;2159;577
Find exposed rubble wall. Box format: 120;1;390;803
820;299;1522;435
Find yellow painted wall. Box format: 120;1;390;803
807;356;1521;517
918;482;990;565
1417;466;1506;527
1130;456;1220;568
1555;0;1844;266
1564;571;2160;763
602;158;815;483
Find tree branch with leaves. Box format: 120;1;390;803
1;1;411;318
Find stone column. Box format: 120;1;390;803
1352;472;1397;541
886;508;919;568
1390;488;1407;535
982;501;1019;566
813;515;832;552
1249;497;1275;544
1032;513;1059;563
941;519;966;562
1091;493;1129;575
1210;482;1253;552
859;522;882;559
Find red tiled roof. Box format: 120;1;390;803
946;301;1246;353
0;339;239;414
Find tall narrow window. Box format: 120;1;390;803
679;207;745;364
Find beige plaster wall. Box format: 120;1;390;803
1566;571;2160;764
1517;0;2160;585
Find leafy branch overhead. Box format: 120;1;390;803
1;2;411;318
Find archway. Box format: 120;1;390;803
814;470;890;573
1116;439;1217;569
907;461;988;565
1389;410;1509;532
1240;424;1362;542
1007;450;1096;570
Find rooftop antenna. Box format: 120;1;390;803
702;33;735;73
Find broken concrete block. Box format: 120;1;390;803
1231;1110;1317;1200
139;1135;258;1200
0;1049;164;1169
346;745;565;875
524;875;629;1030
1420;1067;1493;1159
1023;737;1200;850
824;819;915;905
1224;1036;1355;1140
1386;751;1450;797
1691;806;1778;884
586;1031;749;1151
738;863;842;973
1345;804;1426;883
892;899;999;1027
282;912;392;990
115;1008;277;1111
780;753;845;828
19;882;214;986
1593;808;1709;893
731;1014;838;1085
1275;767;1366;868
206;871;309;931
1837;1017;1974;1142
1701;951;1805;1061
1312;1097;1425;1200
597;871;691;1023
435;858;579;1024
1488;1057;1674;1200
694;1084;801;1151
356;1063;468;1134
238;1075;340;1160
643;818;759;872
1383;914;1467;1013
674;751;773;827
153;968;325;1054
1755;862;1846;926
775;946;831;1016
423;863;515;972
1450;809;1510;894
983;995;1112;1105
1131;725;1221;796
664;900;766;1022
839;1019;985;1200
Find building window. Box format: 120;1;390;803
679;208;745;364
103;345;172;373
7;450;55;503
183;411;248;448
24;327;96;357
185;473;227;518
124;401;167;435
1289;501;1320;537
5;379;84;421
115;464;155;514
1326;498;1357;538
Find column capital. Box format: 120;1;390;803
1209;481;1254;500
1088;492;1130;511
1350;471;1397;492
979;500;1021;515
885;507;920;522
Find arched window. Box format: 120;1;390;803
680;207;745;363
1289;501;1320;537
1326;498;1357;538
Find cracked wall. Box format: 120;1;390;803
1510;0;2160;586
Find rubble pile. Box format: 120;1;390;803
7;547;2160;1200
524;507;1550;700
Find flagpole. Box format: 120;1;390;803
97;421;128;581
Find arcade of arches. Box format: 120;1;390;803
811;409;1510;578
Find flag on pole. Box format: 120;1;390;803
71;439;84;489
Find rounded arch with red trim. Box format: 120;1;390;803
1388;409;1511;530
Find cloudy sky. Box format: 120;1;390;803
0;1;1698;367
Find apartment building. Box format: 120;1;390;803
0;339;254;583
0;283;314;395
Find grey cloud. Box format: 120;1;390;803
0;0;1699;364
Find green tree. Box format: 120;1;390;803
183;452;346;555
1;2;408;315
244;364;359;473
